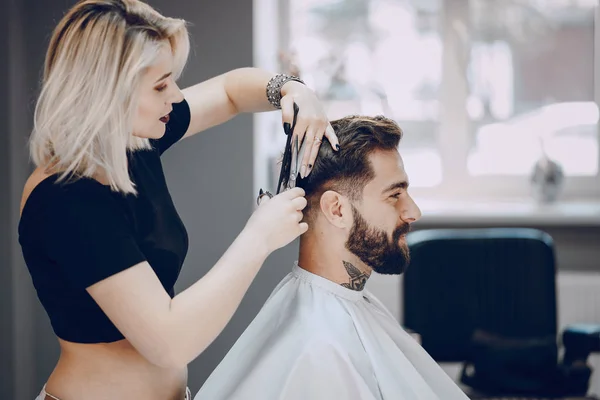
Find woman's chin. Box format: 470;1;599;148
132;126;166;140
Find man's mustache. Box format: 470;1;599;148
395;222;411;237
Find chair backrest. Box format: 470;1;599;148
403;228;557;362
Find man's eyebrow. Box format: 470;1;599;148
155;72;172;83
382;180;409;194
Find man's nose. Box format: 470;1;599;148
402;194;421;223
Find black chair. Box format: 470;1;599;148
403;228;600;399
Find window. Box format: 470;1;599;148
253;0;600;201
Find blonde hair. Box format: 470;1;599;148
30;0;190;193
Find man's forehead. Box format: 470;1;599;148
365;150;409;192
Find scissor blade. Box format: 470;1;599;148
288;135;299;188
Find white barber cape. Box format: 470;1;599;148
195;263;469;400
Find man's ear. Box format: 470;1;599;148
320;190;353;229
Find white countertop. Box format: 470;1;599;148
415;199;600;226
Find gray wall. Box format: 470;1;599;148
2;0;53;398
1;0;599;399
0;2;15;397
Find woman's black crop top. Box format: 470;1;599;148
18;99;191;343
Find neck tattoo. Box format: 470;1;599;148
340;261;370;291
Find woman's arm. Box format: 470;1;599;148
181;68;293;137
180;68;339;173
88;229;267;369
86;188;307;369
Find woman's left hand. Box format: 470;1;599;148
280;81;340;178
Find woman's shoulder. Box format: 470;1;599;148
21;169;117;220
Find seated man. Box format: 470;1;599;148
195;116;468;400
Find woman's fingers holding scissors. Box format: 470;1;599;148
291;195;307;211
249;187;308;253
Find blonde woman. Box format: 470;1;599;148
18;1;339;399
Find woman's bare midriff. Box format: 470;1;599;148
23;171;188;399
45;338;188;400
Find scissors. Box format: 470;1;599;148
257;103;308;206
276;103;308;194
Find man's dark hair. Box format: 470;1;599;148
294;115;403;219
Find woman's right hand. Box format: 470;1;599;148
245;187;308;254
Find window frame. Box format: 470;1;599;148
253;0;600;202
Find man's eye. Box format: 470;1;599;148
391;192;402;199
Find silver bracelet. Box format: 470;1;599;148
266;74;305;109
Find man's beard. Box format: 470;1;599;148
345;205;411;275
